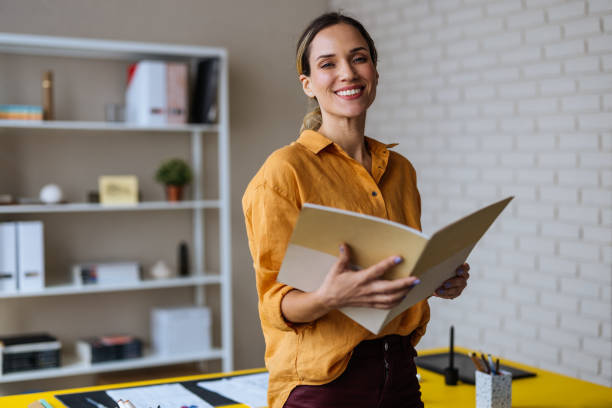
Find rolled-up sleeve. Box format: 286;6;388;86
243;181;301;332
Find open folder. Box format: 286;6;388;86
278;196;513;334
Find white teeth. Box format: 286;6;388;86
336;88;362;96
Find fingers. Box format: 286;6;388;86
435;263;471;298
118;400;136;408
363;254;403;280
333;243;352;273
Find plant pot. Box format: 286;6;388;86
165;185;184;202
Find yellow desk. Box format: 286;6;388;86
1;348;611;407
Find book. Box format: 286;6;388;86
277;197;513;334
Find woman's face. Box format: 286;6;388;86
300;23;378;121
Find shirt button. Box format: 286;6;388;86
384;341;389;351
372;191;377;197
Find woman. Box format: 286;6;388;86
242;12;470;408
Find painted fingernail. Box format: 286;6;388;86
438;289;445;294
394;256;402;264
339;245;344;253
445;282;451;289
457;268;464;276
413;279;421;285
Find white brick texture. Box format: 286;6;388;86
332;0;611;387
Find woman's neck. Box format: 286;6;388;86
318;112;369;163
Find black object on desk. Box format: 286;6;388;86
443;326;459;385
416;352;537;384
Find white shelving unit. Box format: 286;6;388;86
0;33;233;382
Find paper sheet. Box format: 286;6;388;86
106;383;213;408
198;372;269;408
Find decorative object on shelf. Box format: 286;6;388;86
155;158;192;202
150;260;172;280
87;190;100;203
0;333;61;374
178;241;189;276
72;262;141;286
125;61;188;125
42;70;54;120
99;175;139;205
76;335;143;364
105;103;125;122
0;104;43;120
39;183;63;204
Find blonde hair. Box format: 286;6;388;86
296;12;377;133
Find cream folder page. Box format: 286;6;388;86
278;197;513;334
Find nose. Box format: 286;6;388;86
338;59;358;81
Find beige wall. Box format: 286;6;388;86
0;0;328;394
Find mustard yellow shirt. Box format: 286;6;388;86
242;130;430;408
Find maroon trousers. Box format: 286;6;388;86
284;335;424;408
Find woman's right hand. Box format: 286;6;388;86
281;243;420;324
315;243;420;311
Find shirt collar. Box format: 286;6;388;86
297;130;398;155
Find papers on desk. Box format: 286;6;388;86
198;372;269;408
107;383;213;408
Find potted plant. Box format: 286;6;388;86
155;158;193;202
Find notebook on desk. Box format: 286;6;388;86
415;352;536;384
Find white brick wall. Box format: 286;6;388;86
331;0;611;387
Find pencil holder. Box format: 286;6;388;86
475;370;512;408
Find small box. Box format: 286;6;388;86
151;306;211;355
99;175;139;205
72;262;141;286
476;370;512;408
76;335;142;364
0;333;61;375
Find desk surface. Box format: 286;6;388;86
1;347;611;407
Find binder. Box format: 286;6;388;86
125;60;167;125
125;61;189;125
191;58;219;123
0;222;17;293
16;221;45;292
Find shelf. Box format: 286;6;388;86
0;119;218;133
0;348;224;383
0;200;221;214
0;32;227;60
0;275;221;299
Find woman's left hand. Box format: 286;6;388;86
433;263;470;299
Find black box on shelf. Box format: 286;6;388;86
76;335;142;364
0;333;61;374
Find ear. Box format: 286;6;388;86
300;74;315;98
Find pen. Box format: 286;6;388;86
487;354;496;375
39;400;53;408
469;352;486;372
480;352;491;374
85;397;108;408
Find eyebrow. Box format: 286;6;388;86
315;47;368;60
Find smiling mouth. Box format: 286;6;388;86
335;87;364;98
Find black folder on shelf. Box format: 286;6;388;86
415;352;537;384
